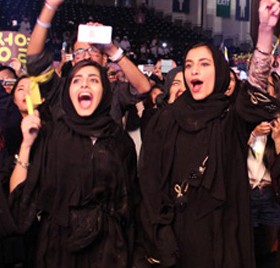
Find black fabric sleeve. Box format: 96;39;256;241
27;49;65;119
236;81;280;124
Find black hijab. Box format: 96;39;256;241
18;60;120;229
139;43;232;264
172;42;230;131
164;66;183;97
61;60;116;138
172;42;230;203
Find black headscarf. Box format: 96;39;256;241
61;60;115;138
139;43;232;265
172;42;231;203
227;68;241;105
164;67;182;91
17;60;120;229
164;66;183;100
173;42;230;131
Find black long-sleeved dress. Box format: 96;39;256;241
9;60;138;268
138;82;280;268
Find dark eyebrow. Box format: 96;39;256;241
88;74;99;77
73;74;100;79
185;58;212;63
73;74;83;78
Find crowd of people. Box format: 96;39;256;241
1;0;280;267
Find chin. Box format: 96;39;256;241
76;111;93;117
75;105;98;116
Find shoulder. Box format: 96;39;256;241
142;105;176;144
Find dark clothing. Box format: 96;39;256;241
138;82;280;268
0;84;22;159
110;80;145;125
27;49;146;126
271;155;280;202
9;60;138;268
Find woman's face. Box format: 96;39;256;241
184;46;215;100
153;60;163;79
168;71;186;103
13;78;31;115
0;69;16;94
224;71;236;96
69;65;103;116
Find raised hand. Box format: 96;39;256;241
45;0;64;8
259;0;280;29
21;110;41;148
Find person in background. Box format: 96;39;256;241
26;0;151;126
18;16;31;35
120;35;131;52
152;58;177;85
164;66;186;104
248;71;280;268
0;68;21;159
140;83;165;140
0;65;17;94
224;68;241;104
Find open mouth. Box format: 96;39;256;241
191;79;203;92
78;92;93;109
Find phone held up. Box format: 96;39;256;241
77;24;112;44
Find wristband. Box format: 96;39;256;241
255;47;270;56
14;154;30;169
36;18;51;29
109;47;124;62
45;1;58;11
251;132;256;138
114;53;125;63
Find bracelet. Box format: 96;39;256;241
36;18;51;29
114;53;125;63
109;47;124;62
251;132;256;138
14;154;30;169
44;1;58;11
255;47;271;56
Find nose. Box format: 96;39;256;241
81;79;89;88
191;65;199;75
83;50;91;60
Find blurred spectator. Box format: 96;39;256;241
113;36;121;47
0;66;17;94
120;35;131;51
18;16;31;35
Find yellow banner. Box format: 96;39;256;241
0;31;30;65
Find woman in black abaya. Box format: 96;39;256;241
9;60;138;268
138;1;280;267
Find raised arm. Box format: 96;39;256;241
104;43;151;94
87;22;151;94
248;0;280;91
10;110;41;193
27;0;64;56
